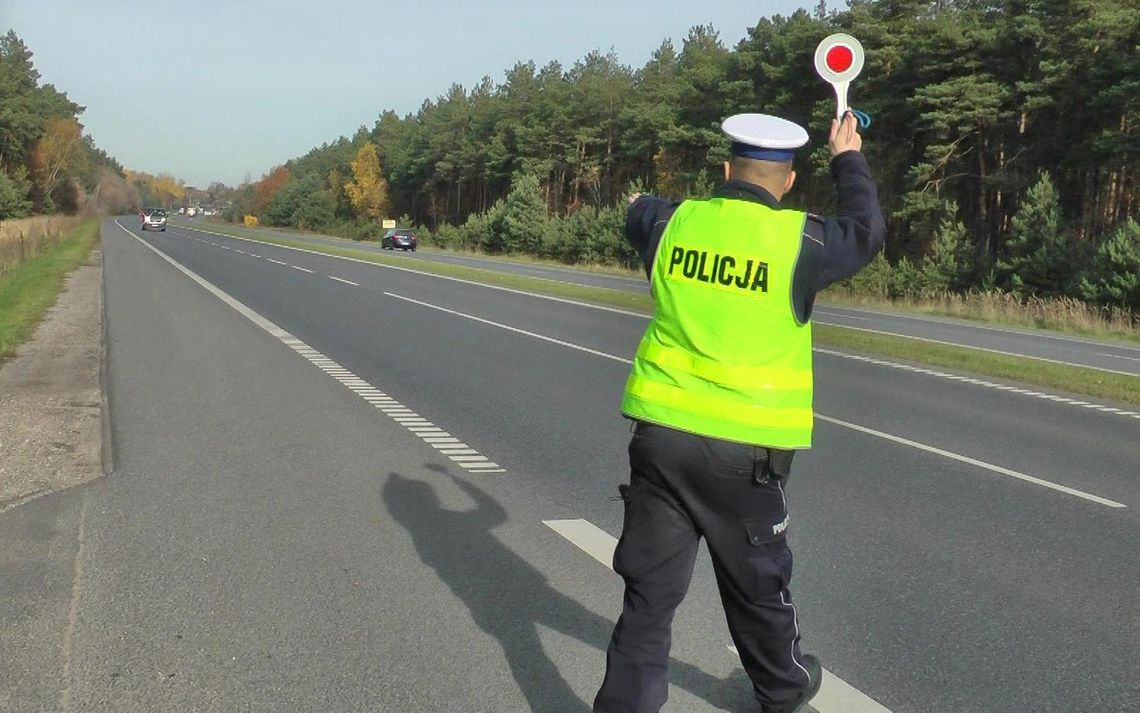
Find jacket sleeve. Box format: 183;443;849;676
791;151;886;321
626;196;680;278
811;150;886;289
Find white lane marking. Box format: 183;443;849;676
820;322;1136;377
725;646;891;713
290;265;314;274
234;249;247;254
815;415;1125;508
385;292;633;365
267;258;288;266
817;303;1140;353
178;221;1140;380
460;461;502;471
329;276;359;286
815;348;1138;421
543;519;616;569
116;220;505;475
1099;352;1140;362
172;222;647;318
379;287;1126;507
815;311;870;321
374;282;1136;420
163;222;1134;497
544;519;893;713
250;254;262;258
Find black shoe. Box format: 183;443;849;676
762;654;822;713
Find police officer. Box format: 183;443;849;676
593;111;885;713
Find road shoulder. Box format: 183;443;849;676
0;246;105;511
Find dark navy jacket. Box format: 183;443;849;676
625;150;886;323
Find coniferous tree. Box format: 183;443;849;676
996;173;1076;298
1080;219;1140;311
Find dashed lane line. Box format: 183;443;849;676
116;220;506;474
266;258;288;266
384;291;633;365
174;223;1138;419
388;291;1126;509
290;265;314;274
160;224;1134;502
167;221;649;318
329;275;359;286
171;222;1140;370
543;519;893;713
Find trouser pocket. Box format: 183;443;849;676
743;521;793;600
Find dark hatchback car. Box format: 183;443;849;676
381;229;417;251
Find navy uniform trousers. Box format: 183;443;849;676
593;421;811;713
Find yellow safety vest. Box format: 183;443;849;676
621;197;814;448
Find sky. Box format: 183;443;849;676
3;0;820;188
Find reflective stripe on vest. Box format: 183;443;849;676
621;197;814;448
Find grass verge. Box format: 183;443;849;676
176;221;1140;406
814;324;1140;405
0;218;100;360
820;287;1139;345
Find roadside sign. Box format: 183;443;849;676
815;33;865;118
382;219;396;229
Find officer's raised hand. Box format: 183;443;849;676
829;111;862;156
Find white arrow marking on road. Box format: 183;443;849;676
543;519;894;713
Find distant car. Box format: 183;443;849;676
381;228;417;251
140;208;167;231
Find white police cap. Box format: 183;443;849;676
722;113;809;162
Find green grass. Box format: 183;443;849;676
177;220;1140;406
0;219;100;360
814;324;1140;405
819;287;1140;345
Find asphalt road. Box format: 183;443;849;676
1;218;1137;712
171;217;1140;377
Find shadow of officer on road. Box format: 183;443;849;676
382;468;754;712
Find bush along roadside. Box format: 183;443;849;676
0;218;100;360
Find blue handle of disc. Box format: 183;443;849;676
852;109;872;128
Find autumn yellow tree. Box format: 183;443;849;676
150;173;185;207
122;169;184;209
30;117;84;201
344;143;388;220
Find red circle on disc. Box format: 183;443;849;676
826;45;853;73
